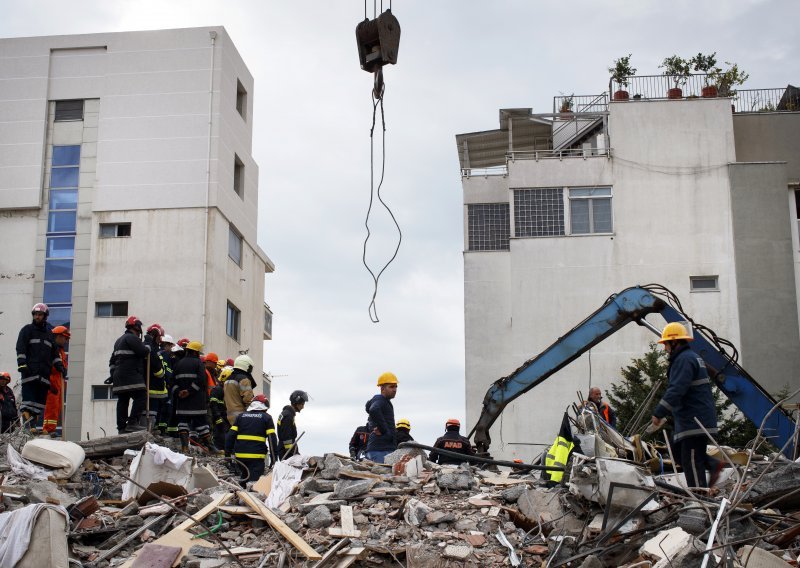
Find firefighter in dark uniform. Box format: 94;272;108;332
16;303;61;429
109;316;153;433
144;324;167;432
165;344;185;438
395;418;414;444
429;419;476;465
173;341;218;454
156;335;176;435
0;372;18;433
349;422;370;460
225;394;278;484
277;390;309;459
209;367;231;449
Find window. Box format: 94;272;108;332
690;276;719;292
233;155;244;198
95;301;128;317
467;203;510;251
569;187;613;234
99;223;132;238
54;99;84;122
795;190;799;247
47;306;71;327
236;79;247;119
226;301;241;341
264;304;273;339
91;385;118;400
514;188;565;237
228;225;243;266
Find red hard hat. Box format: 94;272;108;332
146;323;164;337
125;316;143;329
252;394;269;407
0;372;10;382
178;338;190;347
226;358;234;367
32;303;49;315
445;418;461;429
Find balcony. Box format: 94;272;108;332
552;94;607;151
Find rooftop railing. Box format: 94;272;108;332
734;88;799;113
552;94;608;114
609;73;715;100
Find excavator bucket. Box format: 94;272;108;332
355;9;401;74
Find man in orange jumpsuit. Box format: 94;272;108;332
43;325;70;436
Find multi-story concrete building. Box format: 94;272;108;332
0;27;274;440
456;79;800;461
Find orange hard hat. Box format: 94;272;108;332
445;418;461;429
52;325;71;339
205;352;219;363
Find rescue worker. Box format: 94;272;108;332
145;324;167;432
156;334;176;435
587;387;617;429
173;341;218;454
395;418;414;445
165;343;185;438
429;419;475;465
651;322;722;490
203;352;220;394
16;303;61;429
277;390;309;459
0;372;18;433
43;325;70;436
349;422;370;460
225;393;278;484
209;367;231;449
224;354;255;425
365;372;398;463
109;316;151;433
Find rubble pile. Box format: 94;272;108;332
0;431;798;567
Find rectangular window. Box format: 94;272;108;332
264;305;272;339
233;155;244;198
95;301;128;317
54;100;84;122
99;222;132;238
44;281;72;304
514;188;565;237
236;79;247;119
49;189;78;210
47;306;71;327
226;301;241;341
46;236;75;258
45;259;74;281
569;187;612;235
50;167;79;188
795;190;799;247
48;210;77;233
690;275;719;292
53;145;81;166
467;203;510;251
91;385;118;400
228;225;243;266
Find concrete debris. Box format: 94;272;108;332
0;431;796;567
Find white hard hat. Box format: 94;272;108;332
171;345;184;353
162;334;175;344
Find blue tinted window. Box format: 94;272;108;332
49;189;78;210
51;167;79;188
44;282;72;304
48;211;77;233
52;145;81;166
47;306;71;327
46;237;75;258
45;259;74;281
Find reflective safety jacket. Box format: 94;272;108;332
109;330;150;394
223;369;254;424
277;405;298;459
544;436;573;483
16;321;59;388
429;429;475;465
173;355;207;416
598;402;617;429
209;384;227;428
225;410;277;465
149;351;169;399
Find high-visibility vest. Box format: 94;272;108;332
544;435;573;483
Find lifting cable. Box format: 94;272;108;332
357;0;401;322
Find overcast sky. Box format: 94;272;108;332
3;0;799;456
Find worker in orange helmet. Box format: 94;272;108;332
43;326;70;437
429;418;475;465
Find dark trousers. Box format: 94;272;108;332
148;397;167;430
1;418;16;433
679;435;719;489
20;378;48;416
116;389;147;432
213;421;229;449
238;457;265;483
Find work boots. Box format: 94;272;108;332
123;418;146;433
179;431;190;454
200;433;224;456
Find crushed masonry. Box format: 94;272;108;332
0;428;798;567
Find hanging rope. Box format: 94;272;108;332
362;88;402;322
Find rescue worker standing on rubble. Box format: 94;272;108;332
109;316;151;433
0;372;18;433
365;372;398;463
210;367;231;449
174;341;219;454
651;322;722;490
156;334;176;435
587;387;617;429
224;355;255;425
395;418;414;445
43;325;70;436
165;343;185;438
144;324;167;432
225;393;278;484
429;419;476;465
349;422;370;460
16;303;61;429
277;390;309;459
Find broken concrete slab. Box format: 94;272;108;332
25;479;77;507
305;504;334;529
333;478;376;500
435;467;475;491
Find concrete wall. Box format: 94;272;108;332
733;113;800;183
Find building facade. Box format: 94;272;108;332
0;27;274;440
456;84;800;461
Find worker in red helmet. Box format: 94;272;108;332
429;418;475;465
225;393;278;484
16;303;63;431
43;326;70;436
0;372;18;433
108;316;150;433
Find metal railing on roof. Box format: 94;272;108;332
609;73;716;100
552;94;608;114
461;165;508;178
734;88;800;112
508;148;611;161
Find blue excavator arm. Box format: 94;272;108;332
469;286;797;459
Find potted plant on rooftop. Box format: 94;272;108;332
690;52;719;98
660;55;691;99
709;61;749;98
609;54;636;101
559;93;574;116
